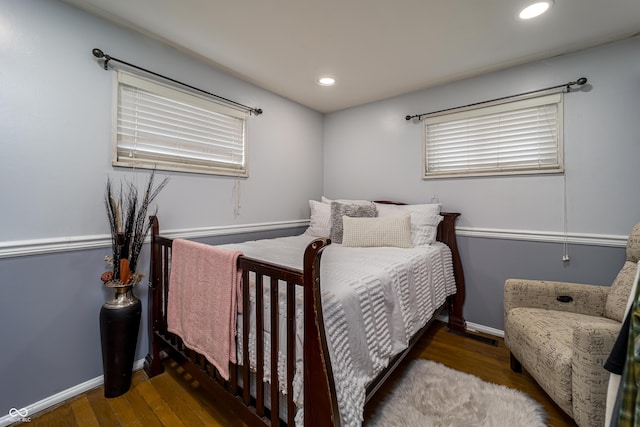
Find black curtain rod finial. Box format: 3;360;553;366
567;77;588;88
566;76;588;93
575;77;588;86
92;48;111;70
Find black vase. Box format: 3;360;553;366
100;285;142;398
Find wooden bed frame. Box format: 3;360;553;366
143;209;466;426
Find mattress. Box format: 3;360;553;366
223;234;456;426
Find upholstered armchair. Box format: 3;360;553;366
504;222;640;427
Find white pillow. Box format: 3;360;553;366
321;196;372;205
375;203;443;246
304;200;331;237
410;212;444;246
342;215;413;248
375;202;441;218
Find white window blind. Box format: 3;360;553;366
114;71;248;176
423;93;563;178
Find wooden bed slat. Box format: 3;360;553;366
242;269;251;406
286;282;296;426
256;273;265;416
270;276;279;427
162;245;169;331
230;360;238;395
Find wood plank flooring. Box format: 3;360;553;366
24;321;576;426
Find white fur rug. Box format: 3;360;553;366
367;360;547;427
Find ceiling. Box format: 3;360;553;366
62;0;640;113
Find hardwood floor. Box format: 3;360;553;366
25;321;576;426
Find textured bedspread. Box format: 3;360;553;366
223;234;456;426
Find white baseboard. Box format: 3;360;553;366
465;321;504;338
435;314;505;338
0;359;145;427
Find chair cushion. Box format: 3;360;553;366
505;307;620;416
605;260;638;322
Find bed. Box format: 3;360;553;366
143;201;466;427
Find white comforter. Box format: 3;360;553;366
223;234;456;426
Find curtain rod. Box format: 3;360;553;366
405;77;587;121
92;48;263;116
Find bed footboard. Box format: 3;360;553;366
143;216;337;426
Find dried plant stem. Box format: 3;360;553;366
104;170;169;283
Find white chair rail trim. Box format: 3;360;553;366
456;226;627;248
0;223;627;259
0;220;311;259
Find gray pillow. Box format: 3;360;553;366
330;201;377;243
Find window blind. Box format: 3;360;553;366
114;71;248;176
423;93;563;178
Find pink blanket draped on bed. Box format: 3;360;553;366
167;238;243;380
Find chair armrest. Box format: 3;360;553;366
571;322;621;426
504;279;609;317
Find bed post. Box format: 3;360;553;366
438;212;466;332
143;215;165;378
302;237;340;427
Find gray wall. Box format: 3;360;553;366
2;0;639;417
324;37;640;329
457;237;626;329
0;0;322;414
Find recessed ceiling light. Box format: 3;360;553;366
318;77;336;86
519;1;553;20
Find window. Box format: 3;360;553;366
114;71;248;176
423;93;563;178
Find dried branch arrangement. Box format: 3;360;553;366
102;170;169;286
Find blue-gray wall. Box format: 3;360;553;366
457;237;626;329
2;0;639;418
0;0;322;416
324;36;640;330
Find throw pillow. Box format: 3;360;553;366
305;200;331;237
330;202;377;243
342;215;413;248
375;203;443;245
